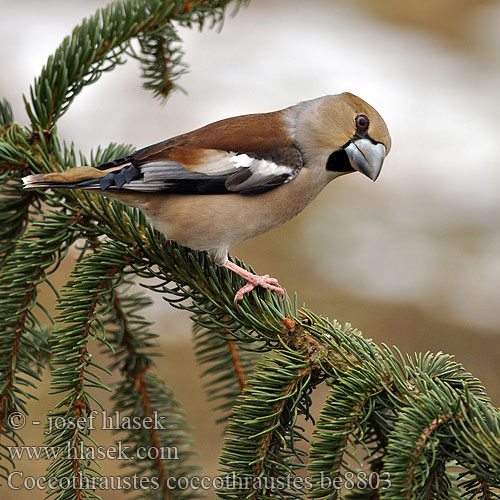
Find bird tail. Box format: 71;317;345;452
22;156;139;191
22;166;107;190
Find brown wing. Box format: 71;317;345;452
57;109;303;194
132;109;293;166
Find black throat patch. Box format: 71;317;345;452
326;149;354;173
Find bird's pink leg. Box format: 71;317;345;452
224;261;285;306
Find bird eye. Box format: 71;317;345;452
355;114;369;131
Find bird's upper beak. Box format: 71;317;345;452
344;139;386;181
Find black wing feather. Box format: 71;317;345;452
93;147;304;195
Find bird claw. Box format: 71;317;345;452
233;273;285;307
224;260;285;307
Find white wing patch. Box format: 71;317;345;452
229;154;293;176
190;150;239;175
228;153;253;168
225;154;297;192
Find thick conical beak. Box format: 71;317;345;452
344;139;386;181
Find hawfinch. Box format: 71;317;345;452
23;92;391;305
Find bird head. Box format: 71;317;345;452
292;92;391;182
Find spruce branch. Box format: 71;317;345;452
226;339;247;392
218;351;318;500
192;311;263;424
133;25;186;99
0;211;88;440
308;366;386;499
45;239;143;499
108;289;198;499
0;141;133;481
0;98;13;127
0;121;37;264
24;0;244;132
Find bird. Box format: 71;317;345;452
23;92;391;306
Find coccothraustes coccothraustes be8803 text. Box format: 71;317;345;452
23;92;391;305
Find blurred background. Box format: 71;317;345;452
1;0;499;497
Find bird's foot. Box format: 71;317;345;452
233;274;284;306
224;261;285;307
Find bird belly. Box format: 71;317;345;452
144;193;288;251
140;168;326;252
